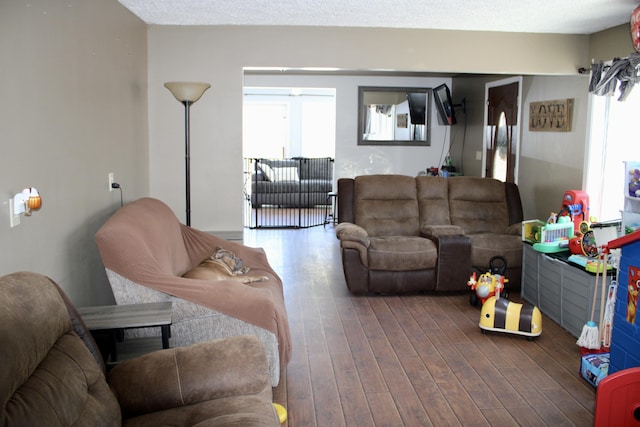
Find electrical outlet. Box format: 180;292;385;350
9;199;20;228
108;172;114;192
476;151;482;161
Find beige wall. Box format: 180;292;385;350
0;1;148;305
450;74;590;221
590;24;635;61
148;25;590;234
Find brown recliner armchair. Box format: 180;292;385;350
0;271;280;426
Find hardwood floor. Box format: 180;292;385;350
244;226;596;426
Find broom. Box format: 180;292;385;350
576;252;603;349
598;247;612;348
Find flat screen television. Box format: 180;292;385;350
433;83;457;126
406;92;426;125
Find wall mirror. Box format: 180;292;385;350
358;86;431;146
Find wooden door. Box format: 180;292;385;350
483;77;522;183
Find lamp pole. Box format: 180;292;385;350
164;82;210;227
183;100;192;226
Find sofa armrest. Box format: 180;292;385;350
420;225;465;238
505;182;524;225
335;222;370;247
251;172;268;182
337;178;355;223
506;223;522;236
108;335;271;418
424;234;472;291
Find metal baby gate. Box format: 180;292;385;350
243;157;335;228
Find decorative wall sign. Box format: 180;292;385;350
529;98;573;132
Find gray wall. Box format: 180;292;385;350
0;1;148;305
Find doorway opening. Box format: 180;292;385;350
482;76;522;183
242;87;336;228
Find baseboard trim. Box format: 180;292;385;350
205;230;244;242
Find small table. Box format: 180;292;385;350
78;302;173;362
324;192;338;227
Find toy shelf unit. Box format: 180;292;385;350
521;244;609;338
623;161;640;234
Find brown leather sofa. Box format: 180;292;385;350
0;271;280;426
336;175;524;294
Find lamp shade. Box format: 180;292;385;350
164;82;211;103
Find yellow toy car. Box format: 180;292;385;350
479;296;542;339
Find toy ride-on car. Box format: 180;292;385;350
467;256;509;306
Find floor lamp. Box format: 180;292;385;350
164;82;211;226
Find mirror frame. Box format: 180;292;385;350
357;86;432;146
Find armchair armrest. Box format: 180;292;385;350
335;222;370;247
420;225;465;238
108;335;271;418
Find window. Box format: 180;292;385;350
243;103;289;158
243;87;336;159
585;87;640;222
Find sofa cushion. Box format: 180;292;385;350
417;176;452;227
298;157;333;181
368;236;437;271
258;163;275;181
469;233;523;270
354;175;420;237
448;177;510;234
271;166;299;182
109;337;271;418
421;224;465;237
252;180;301;193
261;158;298;170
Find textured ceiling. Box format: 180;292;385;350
118;0;636;34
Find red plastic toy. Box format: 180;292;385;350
594;366;640;426
467;271;506;306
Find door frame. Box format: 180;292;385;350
482;76;523;183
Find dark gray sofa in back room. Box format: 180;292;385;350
250;157;334;208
